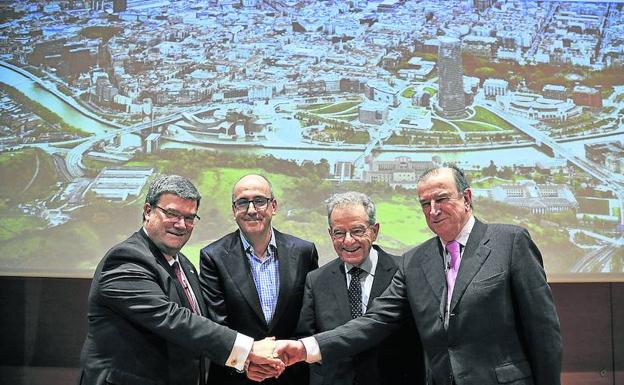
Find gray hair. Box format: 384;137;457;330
326;191;376;227
143;175;201;219
418;165;472;207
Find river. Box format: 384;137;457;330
2;64;623;169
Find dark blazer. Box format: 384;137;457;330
79;228;238;385
199;228;319;385
314;220;562;385
296;245;425;385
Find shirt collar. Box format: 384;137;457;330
440;215;475;250
344;246;378;277
240;228;277;257
167;254;180;267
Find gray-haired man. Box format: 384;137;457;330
295;191;424;385
79;174;283;385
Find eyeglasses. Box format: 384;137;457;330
154;205;200;225
232;196;274;212
419;193;464;210
330;226;371;241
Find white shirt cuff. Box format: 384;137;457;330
300;336;322;363
225;333;254;371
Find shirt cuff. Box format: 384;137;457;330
300;336;322;363
225;333;254;371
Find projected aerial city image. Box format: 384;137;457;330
0;0;622;278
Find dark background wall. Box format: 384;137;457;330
0;277;622;385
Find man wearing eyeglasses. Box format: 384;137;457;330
275;166;562;385
79;174;284;385
295;191;424;385
199;174;319;385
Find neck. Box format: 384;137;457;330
245;231;272;259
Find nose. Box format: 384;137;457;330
428;200;440;215
172;216;187;228
343;232;357;243
246;201;258;214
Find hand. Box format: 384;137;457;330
274;340;307;366
246;337;285;382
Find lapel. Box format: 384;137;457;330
419;238;446;307
269;230;296;330
449;219;491;313
367;246;396;306
328;259;352;322
179;253;207;315
138;228;190;310
223;231;266;324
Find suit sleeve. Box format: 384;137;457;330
315;262;411;362
97;250;237;365
295;273;317;337
198;248;230;326
510;228;563;385
308;243;320;271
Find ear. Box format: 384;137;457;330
271;198;278;214
463;188;473;208
370;223;380;241
143;203;153;220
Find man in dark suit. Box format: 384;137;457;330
79;175;283;385
296;191;424;385
276;166;563;385
199;174;319;385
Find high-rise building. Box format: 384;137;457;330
113;0;127;13
437;37;467;119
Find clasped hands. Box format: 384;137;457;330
247;338;308;382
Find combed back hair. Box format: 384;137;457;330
231;174;274;201
418;165;470;193
143;175;201;220
325;191;376;227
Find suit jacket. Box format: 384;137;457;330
314;219;562;385
199;228;319;385
296;245;425;385
79;228;238;385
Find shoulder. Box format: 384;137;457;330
306;258;340;283
275;229;314;246
402;236;438;260
374;245;401;267
200;231;239;256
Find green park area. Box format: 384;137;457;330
0;148;57;203
0;148;585;274
302;101;361;114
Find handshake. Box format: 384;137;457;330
246;338;308;382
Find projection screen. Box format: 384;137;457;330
0;0;622;281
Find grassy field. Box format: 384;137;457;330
454;120;503;132
309;101;361;114
472;107;515;129
401;87;415;98
431;119;457;132
0;148;57;202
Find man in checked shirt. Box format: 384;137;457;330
199;174;319;385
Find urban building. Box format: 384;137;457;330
363;156;434;189
437;37;467;119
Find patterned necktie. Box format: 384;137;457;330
348;267;363;319
445;240;461;305
173;261;199;314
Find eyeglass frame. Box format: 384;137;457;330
153;205;200;225
232;196;274;212
419;192;465;210
329;225;374;241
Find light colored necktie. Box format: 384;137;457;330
446;240;461;305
